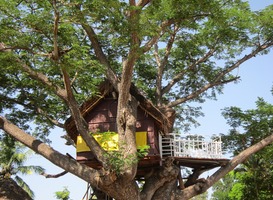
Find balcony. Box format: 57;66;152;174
160;134;223;159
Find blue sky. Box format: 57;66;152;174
23;1;273;199
192;46;273;136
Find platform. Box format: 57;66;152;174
76;133;229;178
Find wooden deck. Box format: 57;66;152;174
171;156;229;169
77;152;229;179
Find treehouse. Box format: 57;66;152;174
65;81;229;178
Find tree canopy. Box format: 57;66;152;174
1;0;273;199
211;98;273;200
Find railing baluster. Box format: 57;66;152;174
160;133;223;159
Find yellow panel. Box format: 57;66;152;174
93;133;119;151
136;132;147;147
76;135;90;152
76;132;147;152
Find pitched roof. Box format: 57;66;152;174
65;80;174;142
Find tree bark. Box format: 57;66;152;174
141;157;180;200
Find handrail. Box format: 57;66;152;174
160;133;223;159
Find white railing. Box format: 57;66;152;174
159;133;223;159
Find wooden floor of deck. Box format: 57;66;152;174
170;156;229;170
77;152;229;179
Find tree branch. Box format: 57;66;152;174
61;68;107;165
41;170;68;178
155;25;179;106
80;21;119;90
162;48;216;96
0;42;71;59
17;60;68;102
174;132;273;200
119;0;141;104
0;116;117;188
36;107;65;128
14;56;107;165
213;41;273;84
136;0;151;8
114;0;142;178
184;168;208;188
166;41;273;108
141;12;211;54
0;95;64;128
129;0;136;6
141;19;175;53
2;52;106;161
52;0;60;61
1;116;140;199
166;77;239;108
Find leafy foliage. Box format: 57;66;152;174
92;132;150;174
0;133;45;198
212;98;273;199
1;0;272;138
136;145;150;158
104;146;138;175
222;98;273;154
1;0;273;199
55;187;71;200
211;171;237;200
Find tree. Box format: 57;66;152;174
55;187;71;200
1;0;273;199
213;98;273;200
211;171;236;200
0;134;45;199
